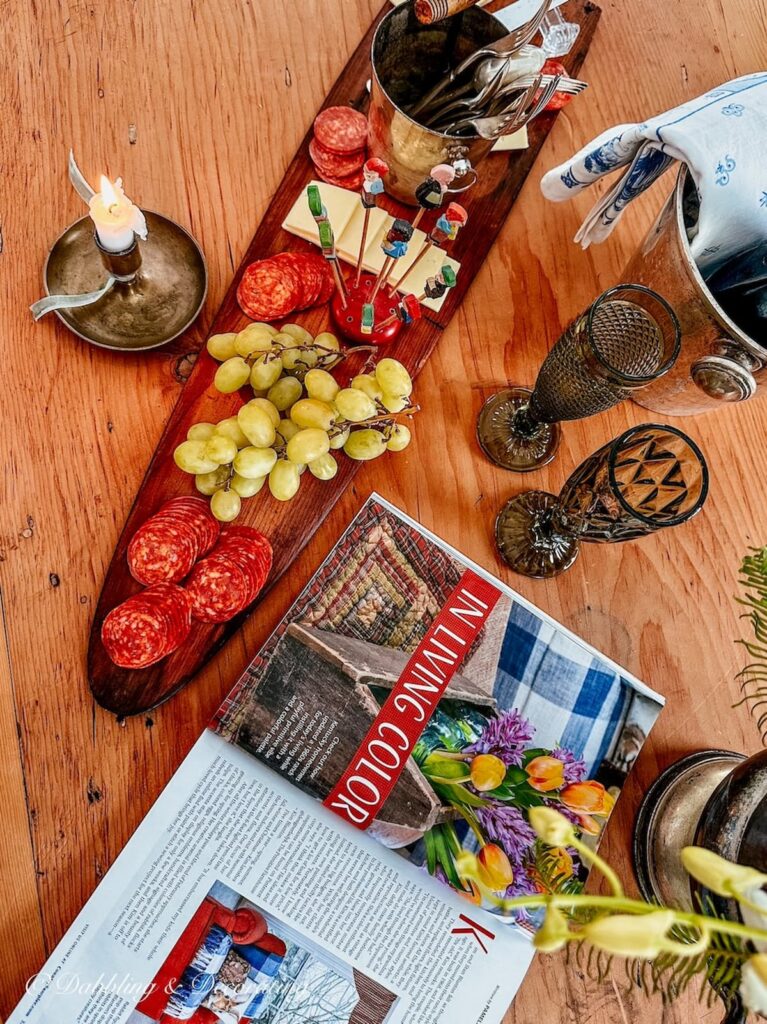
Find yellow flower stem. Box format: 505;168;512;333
494;893;767;946
569;836;624;898
730;889;767;917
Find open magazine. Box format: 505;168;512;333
10;495;663;1024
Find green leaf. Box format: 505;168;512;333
432;826;462;888
424;829;437;876
521;747;548;765
422;756;471;783
431;781;489;808
510;789;546;809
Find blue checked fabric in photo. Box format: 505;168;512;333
492;601;637;774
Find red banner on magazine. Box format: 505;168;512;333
323;569;501;829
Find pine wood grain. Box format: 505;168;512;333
1;0;766;1021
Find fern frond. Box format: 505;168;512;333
528;840;584;900
734;544;767;742
567;893;749;1011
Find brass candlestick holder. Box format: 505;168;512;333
38;211;207;352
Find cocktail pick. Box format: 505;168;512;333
307;183;348;307
355;157;389;288
369;218;415;306
374;265;457;330
360;302;376;336
388;201;467;296
379;166;451;293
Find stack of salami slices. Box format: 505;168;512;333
102;584;194;670
236;251;335;321
309;105;368;190
185;527;273;624
101;501;272;670
127;497;220;584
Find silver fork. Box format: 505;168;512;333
483;73;587;117
431;72;586;130
421;64;513;127
408;0;555;119
498;74;561;134
443;77;543;138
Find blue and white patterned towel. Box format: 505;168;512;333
540;73;767;273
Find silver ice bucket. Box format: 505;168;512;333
625;167;766;415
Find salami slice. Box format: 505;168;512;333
316;260;336;302
237;258;301;320
315;167;365;192
128;518;198;585
313;106;368;154
159;498;219;555
127;497;220;584
309;137;366;179
214;527;273;600
185;556;250;623
271;252;325;309
101;584;192;668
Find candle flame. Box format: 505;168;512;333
99;175;120;212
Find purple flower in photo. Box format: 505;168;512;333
551;746;587;784
504;867;539;900
476;804;536;868
466;709;535;767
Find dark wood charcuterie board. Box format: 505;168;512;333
88;0;601;717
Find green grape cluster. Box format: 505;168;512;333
173;324;416;522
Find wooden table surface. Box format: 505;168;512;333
2;1;767;1021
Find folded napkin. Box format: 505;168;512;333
540;72;767;273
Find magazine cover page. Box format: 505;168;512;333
215;494;664;917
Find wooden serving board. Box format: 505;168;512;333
88;0;601;717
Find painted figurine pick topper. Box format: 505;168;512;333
307;183;326;223
398;293;422;324
414;175;444;211
355;158;390;288
430;163;457;189
429;202;469;246
361;157;389;208
360;302;375;335
307;183;347;304
424;264;458;299
382;218;414;259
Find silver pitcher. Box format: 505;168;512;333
625;167;766;415
368;4;506;204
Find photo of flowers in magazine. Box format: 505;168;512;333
214;496;663;920
128;881;398;1024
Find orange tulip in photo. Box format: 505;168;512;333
525;755;565;792
469;753;507;792
478;843;514;891
560;780;615;816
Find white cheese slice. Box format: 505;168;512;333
491;126;530;153
339;204;389;265
281;180;357;244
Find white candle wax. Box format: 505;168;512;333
88;175;147;252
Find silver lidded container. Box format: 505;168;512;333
624;166;766;415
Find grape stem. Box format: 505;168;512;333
244;342;379;374
328;404;419;440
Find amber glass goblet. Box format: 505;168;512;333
477;285;681;472
495;423;709;578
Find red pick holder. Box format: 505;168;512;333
330;270;403;345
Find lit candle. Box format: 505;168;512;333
88;175;147;252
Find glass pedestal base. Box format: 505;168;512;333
476;387;561;471
494;490;579;578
